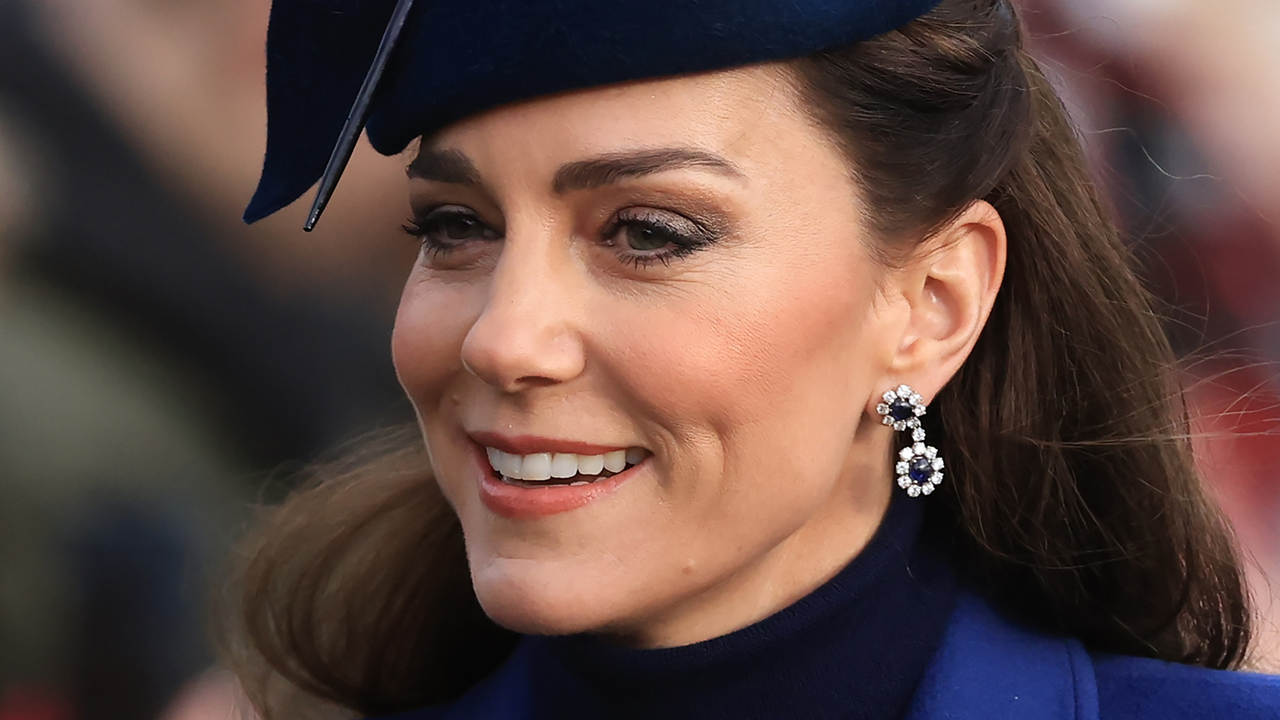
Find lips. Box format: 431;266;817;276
484;446;646;484
468;431;632;456
467;432;648;519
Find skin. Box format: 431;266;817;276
392;63;1006;649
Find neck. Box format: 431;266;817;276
606;475;892;649
520;493;957;720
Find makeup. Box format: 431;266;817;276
470;438;645;520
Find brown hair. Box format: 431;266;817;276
219;0;1252;716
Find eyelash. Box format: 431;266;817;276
402;207;719;268
401;209;492;262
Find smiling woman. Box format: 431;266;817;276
392;66;918;646
220;1;1280;719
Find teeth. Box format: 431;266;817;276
499;451;522;479
485;446;646;482
603;450;627;473
521;453;552;481
578;453;605;476
550;453;578;478
486;446;521;478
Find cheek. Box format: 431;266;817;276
602;247;882;534
390;270;474;407
392;274;489;514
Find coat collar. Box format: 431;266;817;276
905;593;1100;720
392;592;1102;720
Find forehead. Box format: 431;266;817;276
422;64;815;168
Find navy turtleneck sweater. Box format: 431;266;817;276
415;496;959;720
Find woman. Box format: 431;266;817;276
223;0;1280;718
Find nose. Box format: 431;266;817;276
460;237;587;393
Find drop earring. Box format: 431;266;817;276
876;384;944;498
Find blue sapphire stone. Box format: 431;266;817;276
908;456;933;483
889;399;916;422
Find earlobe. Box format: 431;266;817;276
885;201;1007;400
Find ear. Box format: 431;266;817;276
879;200;1007;404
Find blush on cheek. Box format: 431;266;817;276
390;279;472;403
623;270;866;430
390;318;427;389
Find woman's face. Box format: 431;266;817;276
392;64;903;647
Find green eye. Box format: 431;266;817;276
603;207;721;269
625;224;672;252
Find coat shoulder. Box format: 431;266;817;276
1093;654;1280;720
908;593;1280;720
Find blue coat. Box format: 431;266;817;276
382;496;1278;720
908;595;1280;719
392;593;1280;720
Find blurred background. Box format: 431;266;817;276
0;0;1277;718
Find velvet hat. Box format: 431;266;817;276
244;0;945;228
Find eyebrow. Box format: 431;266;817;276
407;146;745;193
551;148;745;193
407;148;484;185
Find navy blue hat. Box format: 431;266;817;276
245;0;945;228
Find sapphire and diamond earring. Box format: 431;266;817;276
876;384;944;498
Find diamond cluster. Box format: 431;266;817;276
877;385;943;497
876;385;925;432
895;443;944;497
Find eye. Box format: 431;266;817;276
622;223;675;252
604;208;719;268
437;213;485;240
403;205;500;263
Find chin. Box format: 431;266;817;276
469;556;633;637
